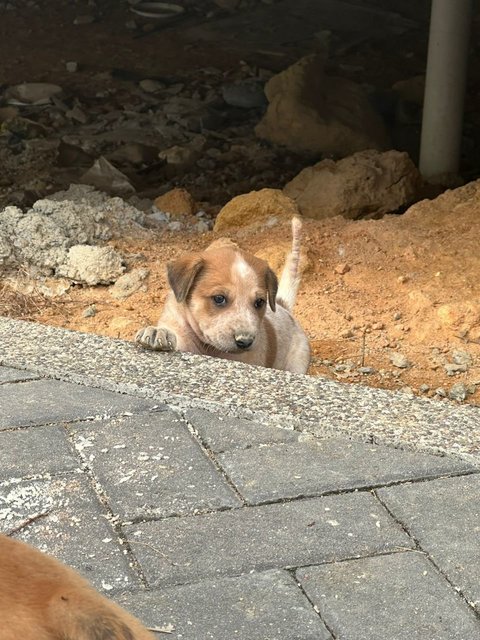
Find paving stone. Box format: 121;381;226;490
296;552;480;640
117;569;331;640
0;425;79;479
0;475;139;592
0;366;39;383
378;474;480;611
217;439;474;504
70;412;241;519
123;492;413;587
0;378;156;429
185;408;299;452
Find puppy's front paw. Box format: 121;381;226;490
135;326;177;352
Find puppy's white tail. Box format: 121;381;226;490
277;216;303;311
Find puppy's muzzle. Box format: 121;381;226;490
235;334;255;350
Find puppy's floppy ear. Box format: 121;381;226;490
167;253;204;303
265;267;278;311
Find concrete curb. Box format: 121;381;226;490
1;317;479;464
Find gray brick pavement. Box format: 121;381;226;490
186;407;300;452
117;570;332;640
297;552;480;640
378;474;480;613
1;339;480;640
69;411;241;520
0;475;139;592
0;378;156;429
0;425;79;479
123;492;413;587
216;438;474;504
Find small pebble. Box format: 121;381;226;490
334;263;350;275
444;363;468;376
390;352;411;369
419;383;430;393
66;61;78;73
435;387;447;397
451;349;472;366
448;382;469;402
399;386;414;395
83;304;97;318
358;366;375;375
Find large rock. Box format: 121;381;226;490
0;186;143;284
57;245;124;285
255;54;389;158
284;150;420;220
214;188;299;232
154;188;196;218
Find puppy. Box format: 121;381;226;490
0;533;155;640
135;217;310;373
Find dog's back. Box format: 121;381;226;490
0;534;154;640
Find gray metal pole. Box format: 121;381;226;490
419;0;473;181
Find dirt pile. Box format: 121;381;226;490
2;179;479;405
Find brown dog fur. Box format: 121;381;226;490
0;534;155;640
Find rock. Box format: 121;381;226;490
66;106;88;124
419;383;430;393
110;268;149;300
0;188;143;279
283;150;420;220
154;188;196;217
448;382;469;402
214;188;299;232
139;79;164;93
66;61;78;73
390;352;411;369
5;82;63;105
195;219;211;233
159;136;206;170
435;387;447;397
444;362;468;376
83;304;97;318
109;143;158;167
358;366;375;374
451;349;472;366
255;54;389;158
334;263;350;275
222;80;267;109
80;157;135;195
57;245;125;285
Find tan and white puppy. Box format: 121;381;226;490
0;534;155;640
135;217;310;374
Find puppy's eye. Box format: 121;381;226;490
212;294;227;306
254;298;265;309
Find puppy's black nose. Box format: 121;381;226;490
235;336;254;349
